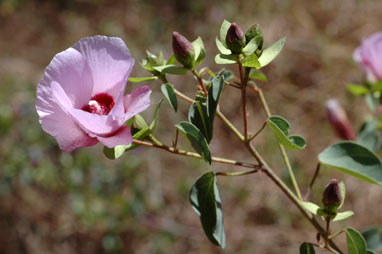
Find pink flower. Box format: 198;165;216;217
353;32;382;82
36;36;151;152
326;99;356;141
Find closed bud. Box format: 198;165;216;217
226;23;245;54
322;179;342;213
172;32;195;68
326;99;356;140
245;24;264;51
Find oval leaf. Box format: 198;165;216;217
189;172;225;248
362;227;382;253
318;142;382;185
242;53;261;69
299;242;316;254
216;37;231;55
149;99;164;131
300;201;321;215
267;116;306;150
346;227;367;254
153;64;188;75
128;76;158;82
188;101;212;143
161;83;178;112
175;122;211;164
243;36;262;56
192;37;206;68
215;54;238;65
220;19;231;47
259;37;286;67
333;211;354;222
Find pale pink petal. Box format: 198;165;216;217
51;81;73;113
39;48;93;109
72;36;134;99
68;108;123;136
96;126;132;148
37;97;97;152
124;86;152;119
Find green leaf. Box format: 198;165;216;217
249;69;268;82
299;242;315;254
258;37;286;67
215;53;237;65
318;142;382;185
242;36;262;56
267;116;306;150
357;120;381;152
215;37;231;54
149;99;164;131
300;201;321;215
373;81;382;92
189;172;225;248
362;227;382;253
347;84;370;96
346;227;367;254
338;181;346;209
207;76;224;126
189;100;212;143
134;114;149;129
192;37;206;68
103;128;151;159
166;54;177;65
161;83;178;112
333;211;354;221
242;53;261;69
175;122;211;164
220;19;231;47
153;64;188;75
367;250;377;254
366;94;378;113
128;76;158;83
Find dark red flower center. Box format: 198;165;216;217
82;93;115;115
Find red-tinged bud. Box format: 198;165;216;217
172;32;195;68
326;99;356;140
322;179;342;213
226;23;245;54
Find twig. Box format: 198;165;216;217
304;163;321;200
132;139;259;169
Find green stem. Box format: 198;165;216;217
216;168;260;177
249;121;267;141
132;139;259;169
251;86;302;200
171;83;341;253
192;69;208;96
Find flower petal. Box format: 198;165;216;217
96;126;132;148
124;86;152;119
72;36;135;99
36;95;97;152
39;47;93;109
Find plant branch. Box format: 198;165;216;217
238;62;249;140
250;86;302;200
192;69;208;96
249;121;267;141
132;139;259;169
304;163;321;200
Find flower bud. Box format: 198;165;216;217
245;24;264;51
172;32;195;68
322;179;342;213
326;99;356;140
225;22;245;54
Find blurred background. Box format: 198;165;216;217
0;0;381;253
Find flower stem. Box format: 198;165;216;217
192;69;208;96
304;163;321;200
170;84;341;252
238;62;249;140
250;86;302;200
132;139;259;169
249;121;267;141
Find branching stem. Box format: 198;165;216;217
249;86;302;200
